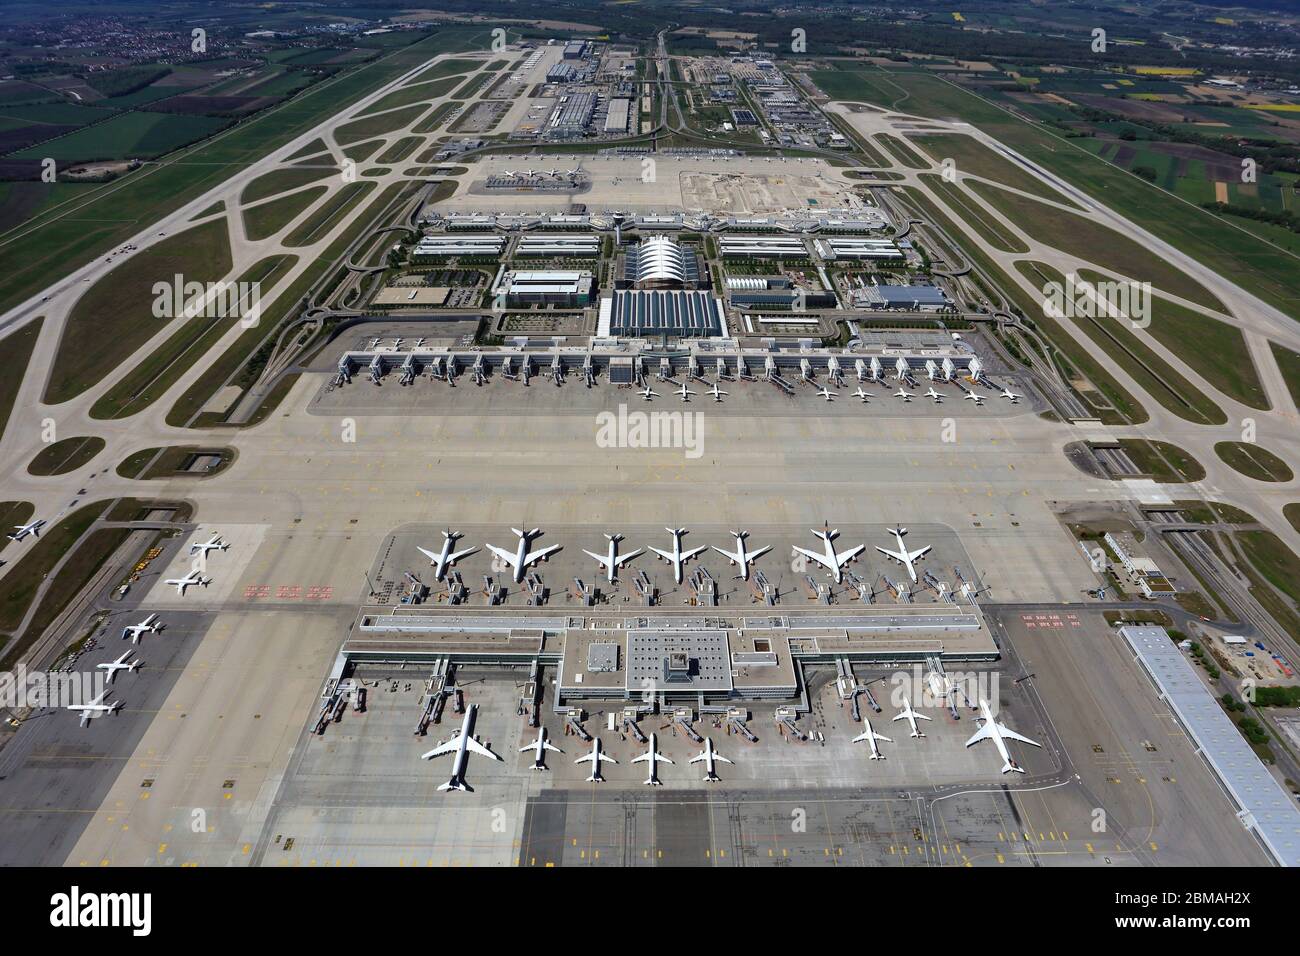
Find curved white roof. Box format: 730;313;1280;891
635;236;687;285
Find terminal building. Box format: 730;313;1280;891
515;234;601;257
815;237;903;261
618;236;707;290
598;289;727;338
413;235;505;258
719;235;808;259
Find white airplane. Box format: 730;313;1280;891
97;650;141;684
485;528;562;583
852;717;892;759
689;737;732;782
639;385;658;401
8;519;45;541
1000;388;1021;402
574;737;617;782
188;533;228;557
582;533;643;584
648;528;707;584
874;527;931;583
707;382;727;402
163;569;210;595
503;170;517;177
815;386;835;402
925;387;942;402
966;699;1042;774
417;529;478;580
892;696;932;738
632;732;673;786
792;524;864;585
853;387;869;402
893;388;914;402
712;530;771;581
963;391;985;405
67;689;122;727
121;613;160;644
421;705;501;792
676;382;695;402
519;726;563;770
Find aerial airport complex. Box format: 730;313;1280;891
1;17;1300;874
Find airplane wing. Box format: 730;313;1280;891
875;546;906;563
574;752;596;764
657;753;674;765
714;753;733;764
522;544;562;566
689;752;707;764
835;544;865;564
964;724;994;747
711;546;742;564
543;741;563;754
582;549;610;568
421;738;462;759
996;724;1041;747
681;546;707;561
632;752;651;763
792;546;831;570
79;710;92;728
907;545;932;562
449;546;477;563
485;544;519;569
854;730;891;743
615;548;643;566
647;546;673;562
464;737;502;760
417;546;440;564
748;545;772;560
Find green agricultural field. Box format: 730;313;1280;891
26;436;106;476
12;111;229;163
90;255;298;420
0;28;500;321
1076;269;1266;409
335;105;427;145
1214;441;1295;483
242;165;338;205
245;187;329;241
46;218;232;404
283;182;375;247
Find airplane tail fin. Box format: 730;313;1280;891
438;779;472;792
1001;761;1025;775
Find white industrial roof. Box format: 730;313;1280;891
1119;625;1300;866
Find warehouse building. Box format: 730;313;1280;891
730;289;838;310
604;97;632;134
855;283;951;312
548;92;596;138
598;290;726;338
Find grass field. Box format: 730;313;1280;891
1285;503;1300;534
46;218;232;404
283;182;375;247
1118;438;1206;482
26;436;106;476
244;186;328;241
919;173;1028;253
1020;261;1226;424
1270;341;1300;411
403;57;482;86
875;133;928;169
12;111;229;163
814;65;1299;320
241;165;338;205
969;180;1225;311
908;133;1081;207
89;255;298;420
0;28;498;320
1213;441;1295;483
335;104;427;146
377;136;424;164
355;75;463;117
1076;269;1266;410
115;446;236;479
0;318;41;440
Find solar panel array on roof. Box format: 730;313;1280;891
608;290;723;337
